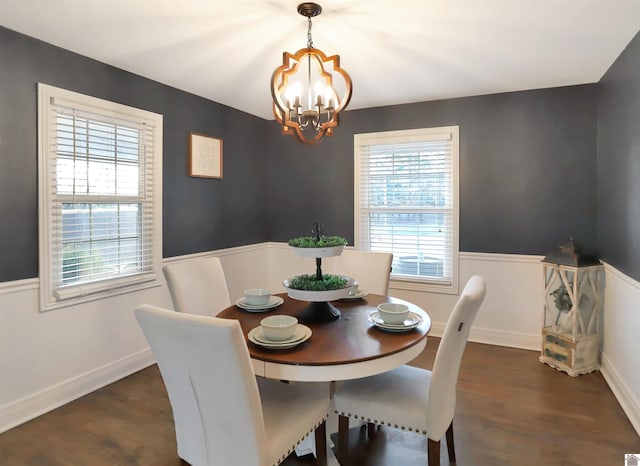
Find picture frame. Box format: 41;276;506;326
189;132;223;179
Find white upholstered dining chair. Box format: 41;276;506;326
135;304;330;466
163;256;231;316
332;275;486;466
330;250;393;295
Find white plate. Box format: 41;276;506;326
338;289;368;301
252;325;307;345
368;311;423;332
248;324;312;349
236;296;284;312
290;245;345;258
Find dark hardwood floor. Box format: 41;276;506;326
1;339;638;465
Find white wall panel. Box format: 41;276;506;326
270;246;544;349
267;243;320;293
162;244;270;305
601;263;640;436
1;244;638;438
0;280;167;433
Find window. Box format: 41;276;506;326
354;126;459;293
38;84;163;311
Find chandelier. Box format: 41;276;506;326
270;2;352;145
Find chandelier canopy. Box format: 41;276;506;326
270;2;352;145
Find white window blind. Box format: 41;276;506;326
38;84;163;310
355;127;459;292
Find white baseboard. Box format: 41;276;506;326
0;348;154;434
429;322;540;351
601;352;640;437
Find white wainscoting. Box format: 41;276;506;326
0;243;268;434
267;243;544;350
395;251;544;350
162;243;270;304
600;263;640;436
0;243;638;438
0;279;164;433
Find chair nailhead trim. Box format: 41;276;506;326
274;415;329;466
336;412;426;438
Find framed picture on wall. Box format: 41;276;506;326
189;132;223;178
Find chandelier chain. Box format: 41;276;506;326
307;17;315;49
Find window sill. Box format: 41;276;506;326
40;277;162;313
389;276;458;295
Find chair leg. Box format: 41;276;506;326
428;438;440;466
367;422;376;439
338;415;350;459
445;421;456;463
314;421;327;466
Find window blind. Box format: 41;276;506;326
40;86;161;304
355;128;457;286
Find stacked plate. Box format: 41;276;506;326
368;311;423;332
248;324;312;349
235;296;284;312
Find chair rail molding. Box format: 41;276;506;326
0;277;38;295
162;242;266;263
458;251;545;263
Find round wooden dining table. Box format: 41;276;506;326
218;293;431;382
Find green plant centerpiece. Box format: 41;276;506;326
288;234;347;258
284;222;354;322
287;273;348;292
288;235;348;248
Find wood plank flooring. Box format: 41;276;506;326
1;339;638;465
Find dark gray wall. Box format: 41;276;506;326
267;86;599;256
598;31;640;281
1;24;625;284
0;26;269;282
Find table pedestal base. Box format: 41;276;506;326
298;301;341;322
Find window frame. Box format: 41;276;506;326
38;83;163;311
354;126;459;294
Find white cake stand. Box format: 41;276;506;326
284;244;354;322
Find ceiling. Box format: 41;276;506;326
1;0;640;120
